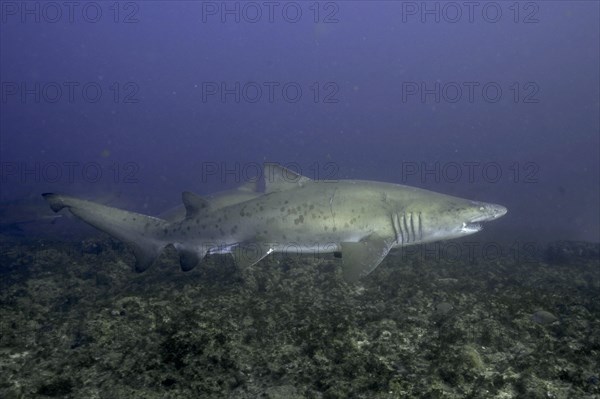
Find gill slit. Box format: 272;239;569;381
409;212;416;242
391;213;402;245
402;213;410;243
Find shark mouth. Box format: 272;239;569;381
461;222;482;234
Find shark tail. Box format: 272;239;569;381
42;193;169;272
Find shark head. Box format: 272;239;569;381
457;201;508;233
418;199;508;243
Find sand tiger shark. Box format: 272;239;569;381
42;163;507;281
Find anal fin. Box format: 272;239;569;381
179;248;201;272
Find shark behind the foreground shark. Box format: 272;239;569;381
43;163;507;281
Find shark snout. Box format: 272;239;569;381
471;203;508;222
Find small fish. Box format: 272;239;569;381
531;310;558;325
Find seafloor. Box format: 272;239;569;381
0;237;598;398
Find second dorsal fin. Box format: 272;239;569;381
182;191;211;218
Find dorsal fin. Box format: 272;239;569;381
263;163;311;193
182;191;211;218
237;179;260;193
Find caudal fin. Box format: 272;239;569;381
42;193;169;271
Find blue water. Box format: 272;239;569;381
1;1;599;243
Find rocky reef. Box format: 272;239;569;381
1;237;599;398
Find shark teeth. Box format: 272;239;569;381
461;222;482;234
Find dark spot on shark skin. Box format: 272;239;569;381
187;226;190;231
309;204;314;210
332;227;337;232
214;224;218;229
132;217;136;221
217;217;222;222
163;229;168;235
259;206;264;211
344;222;350;228
324;226;328;231
284;200;289;204
283;234;287;240
196;219;199;224
122;218;126;222
280;207;285;212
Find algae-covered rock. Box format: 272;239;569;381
544;241;600;264
0;237;599;398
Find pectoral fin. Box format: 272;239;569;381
340;234;391;282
